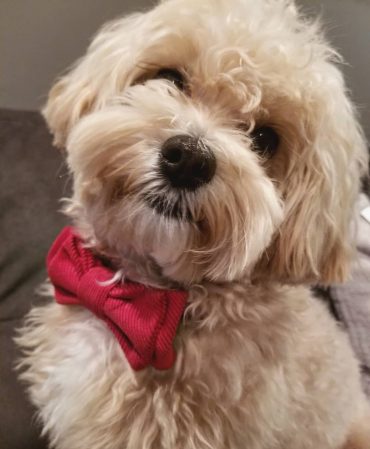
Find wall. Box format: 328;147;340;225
299;0;370;137
0;0;153;110
0;0;369;138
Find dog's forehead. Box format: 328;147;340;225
138;0;322;89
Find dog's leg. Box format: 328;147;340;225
343;411;370;449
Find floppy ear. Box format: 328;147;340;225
43;66;98;148
43;14;145;148
264;65;368;285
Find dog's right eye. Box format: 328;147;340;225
250;126;280;157
154;68;186;91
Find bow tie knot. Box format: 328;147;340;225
47;227;187;371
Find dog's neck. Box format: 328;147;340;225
118;251;180;290
105;247;286;326
77;224;285;324
74;225;179;289
95;243;183;290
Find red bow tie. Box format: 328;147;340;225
47;227;187;371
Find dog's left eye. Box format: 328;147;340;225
154;68;185;91
250;126;280;157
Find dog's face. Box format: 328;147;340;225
44;0;367;285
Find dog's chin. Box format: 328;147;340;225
76;173;283;286
71;188;279;287
144;191;193;222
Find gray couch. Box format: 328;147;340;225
0;109;68;449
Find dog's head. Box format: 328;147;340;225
44;0;368;286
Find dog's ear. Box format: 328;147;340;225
43;14;144;148
263;66;368;285
42;65;97;148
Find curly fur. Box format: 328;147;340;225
17;0;370;448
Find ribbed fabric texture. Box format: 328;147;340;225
47;227;187;370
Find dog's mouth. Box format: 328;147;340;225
144;190;193;221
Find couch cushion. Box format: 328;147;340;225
0;109;69;449
330;194;370;396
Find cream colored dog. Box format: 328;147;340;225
17;0;370;448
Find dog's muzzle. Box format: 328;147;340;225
160;135;216;191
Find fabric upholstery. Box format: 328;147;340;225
330;194;370;396
0;109;69;449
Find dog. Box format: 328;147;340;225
17;0;370;448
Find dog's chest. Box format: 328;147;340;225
43;284;292;449
22;285;348;449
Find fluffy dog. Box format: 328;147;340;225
17;0;370;448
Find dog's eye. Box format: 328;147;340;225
154;68;185;91
251;126;280;157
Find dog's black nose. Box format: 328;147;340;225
160;135;216;190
